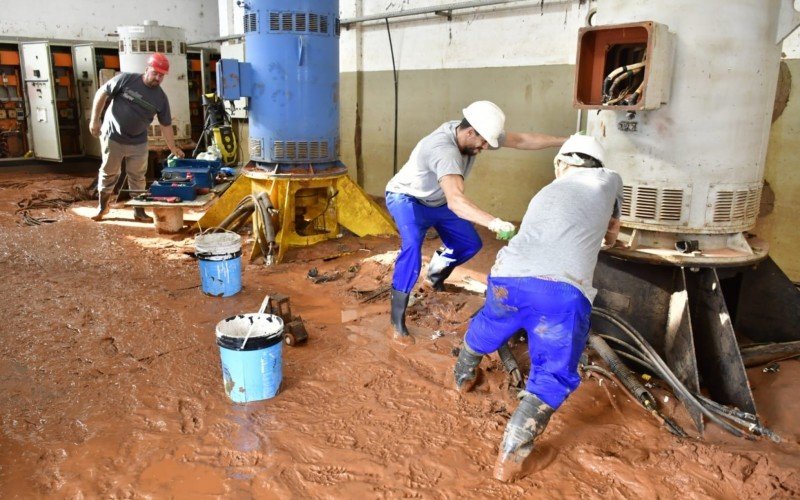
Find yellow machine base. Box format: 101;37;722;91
250;174;396;263
195;175;252;230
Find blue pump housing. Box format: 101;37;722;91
218;0;341;168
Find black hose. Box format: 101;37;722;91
589;334;656;408
591;308;748;438
218;198;254;230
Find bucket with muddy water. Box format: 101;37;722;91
195;231;242;297
215;310;284;403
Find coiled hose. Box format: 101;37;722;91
591;308;779;441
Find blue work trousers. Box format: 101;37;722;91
385;192;482;293
465;276;592;409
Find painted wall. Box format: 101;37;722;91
0;0;219;43
336;0;800;280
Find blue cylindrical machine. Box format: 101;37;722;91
243;0;341;169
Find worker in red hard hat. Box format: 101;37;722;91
88;52;185;222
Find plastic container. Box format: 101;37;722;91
195;232;242;297
162;166;214;189
215;314;284;403
149;179;197;200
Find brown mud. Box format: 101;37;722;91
1;172;799;498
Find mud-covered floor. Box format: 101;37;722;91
1;170;799;498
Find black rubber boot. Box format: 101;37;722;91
453;342;483;392
494;391;555;482
90;192;113;221
390;289;410;338
133;207;153;223
426;248;456;291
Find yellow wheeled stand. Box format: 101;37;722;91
247;168;396;264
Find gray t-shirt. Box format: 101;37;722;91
101;73;171;145
491;167;624;303
385;121;503;207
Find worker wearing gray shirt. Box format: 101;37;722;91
385;101;566;343
452;135;623;483
88;53;185;222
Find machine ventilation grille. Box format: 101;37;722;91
621;185;633;217
713;187;761;223
295;13;306;31
249;138;263;158
244;13;258;33
622;185;687;222
268;11;330;34
635;187;658;220
660;189;684;221
273;140;329;160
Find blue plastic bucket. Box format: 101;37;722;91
215;314;284;403
196;232;242;297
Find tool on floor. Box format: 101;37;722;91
263;293;308;346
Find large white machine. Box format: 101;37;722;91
578;0;800;433
117;20;191;146
578;0;800;266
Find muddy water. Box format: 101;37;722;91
1;174;799;498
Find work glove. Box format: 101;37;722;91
488;218;516;241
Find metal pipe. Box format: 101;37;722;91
342;0;546;27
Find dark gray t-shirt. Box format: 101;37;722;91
101;72;171;145
385;121;503;207
491;167;624;302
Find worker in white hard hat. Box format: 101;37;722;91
384;100;567;343
452;134;624;482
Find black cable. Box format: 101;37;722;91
385;18;399;175
592;308;748;438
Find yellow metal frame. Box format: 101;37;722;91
250;174;396;263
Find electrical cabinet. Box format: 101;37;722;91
0;44;28;158
574;21;675;111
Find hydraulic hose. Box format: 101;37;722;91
591;308;749;438
589;334;655;408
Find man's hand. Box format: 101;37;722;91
170;147;186;158
488;218;516;240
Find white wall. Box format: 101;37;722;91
0;0;219;44
339;0;800;71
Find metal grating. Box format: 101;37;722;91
294;12;306;31
621;185;633;217
634;187;658;220
268;11;331;34
273;140;329;160
249;138;263;158
281;12;293;31
244;12;258;33
713;187;761;223
660;189;684;221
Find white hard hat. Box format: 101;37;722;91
462;101;505;148
558;134;605;166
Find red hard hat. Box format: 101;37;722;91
147;53;170;74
